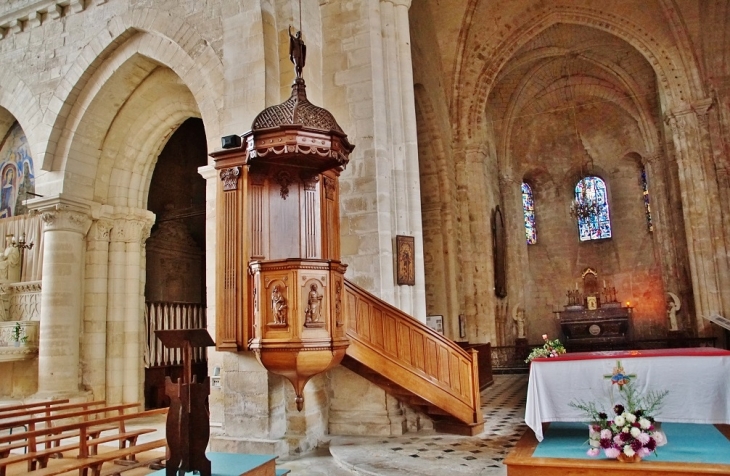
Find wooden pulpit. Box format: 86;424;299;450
155;328;215;476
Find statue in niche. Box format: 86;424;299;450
667;292;681;331
512;305;526;339
0;235;20;284
304;283;323;325
271;286;288;325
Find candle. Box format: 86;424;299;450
575;282;578;290
603;279;606;288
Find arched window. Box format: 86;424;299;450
575;176;611;241
521;182;537;245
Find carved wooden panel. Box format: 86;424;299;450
343;279;482;426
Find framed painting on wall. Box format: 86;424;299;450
395;235;415;286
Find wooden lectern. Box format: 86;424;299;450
155;329;215;476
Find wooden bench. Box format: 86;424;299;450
0;400;108;442
0;399;70;416
0;401;135;434
29;438;167;476
0;407;167;476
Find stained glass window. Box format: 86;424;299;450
521;182;537;245
576;176;611;241
641;167;653;232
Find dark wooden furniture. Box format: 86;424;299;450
558;304;630;348
155;329;214;476
457;342;494;390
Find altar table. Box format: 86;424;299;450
525;348;730;441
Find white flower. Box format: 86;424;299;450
622;426;630;433
654;431;667;447
590;438;600;447
639;418;651;430
630;427;641;438
623;446;636;457
614;415;625;426
625;412;636;423
600;429;612;439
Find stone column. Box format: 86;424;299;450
455;143;493;344
106;214;153;404
81;219;113;400
34;201;92;397
666;99;729;334
378;0;426;319
500;172;523;345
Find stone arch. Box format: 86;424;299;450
44;7;224;175
454;4;704;141
0;71;46;172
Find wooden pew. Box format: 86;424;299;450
0;400;70;416
31;438;167;476
0;401;105;424
0;406;166;476
0;401;137;434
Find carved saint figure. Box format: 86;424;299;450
289;26;306;78
304;283;322;323
0;235;20;284
271;285;287;325
667;292;681;331
512;305;526;339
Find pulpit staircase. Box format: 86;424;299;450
342;279;484;436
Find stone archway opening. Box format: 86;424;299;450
143;117;208;409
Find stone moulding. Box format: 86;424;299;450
0;0;89;38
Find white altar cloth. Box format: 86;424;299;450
525;348;730;441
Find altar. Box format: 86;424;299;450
525;347;730;441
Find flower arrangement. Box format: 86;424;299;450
524;334;566;363
570;381;668;461
10;322;28;345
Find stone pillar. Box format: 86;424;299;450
34;200;92;397
500;172;524;344
666;99;729;334
378;0;426;319
105;214;153;404
81;219;113;400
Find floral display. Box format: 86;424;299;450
524;334;566;363
570;368;668;462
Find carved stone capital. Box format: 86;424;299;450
88;219;113;242
110;219;149;244
41;209;92;235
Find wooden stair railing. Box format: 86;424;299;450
343;279;484;435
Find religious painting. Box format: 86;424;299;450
492;206;507;298
395;235;415;285
0;122;35;218
587;296;598;310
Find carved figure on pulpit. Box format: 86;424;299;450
304;283;322;324
667;292;681;331
512;305;526;339
271;286;287;325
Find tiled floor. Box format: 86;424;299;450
280;374;529;475
1;374;528;476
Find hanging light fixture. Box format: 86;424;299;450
567;105;600;223
569;178;600;221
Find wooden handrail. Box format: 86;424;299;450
343;279;482;427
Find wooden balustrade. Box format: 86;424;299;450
144;302;207;367
343;279;483;432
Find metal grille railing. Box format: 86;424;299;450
144;301;207;368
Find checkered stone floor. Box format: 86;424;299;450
324;374;529;476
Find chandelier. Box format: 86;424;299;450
569;178;600;221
